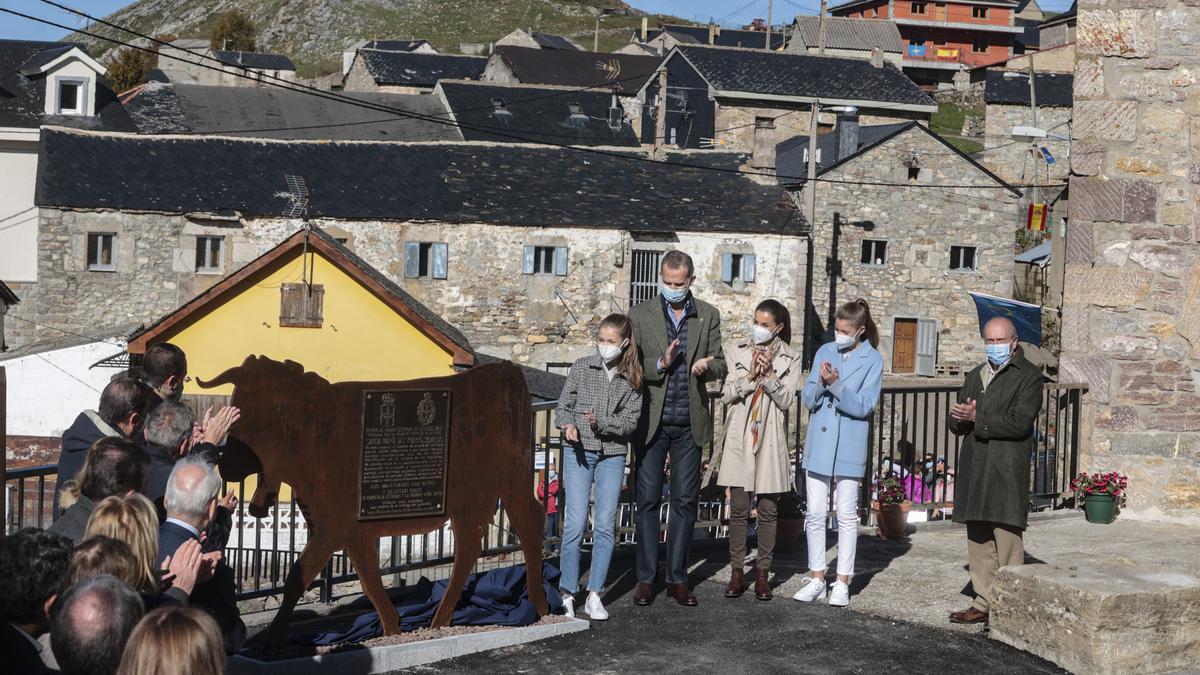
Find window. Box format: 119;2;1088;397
861;240;888;266
950;246;977;271
86;232;116;271
55;78;86;115
523;245;568;276
908;166;922;182
195;236;224;273
720;253;756;287
279;283;325;328
972;37;989;53
911;2;927;15
629;249;662;306
972;6;988;18
404;242;448;279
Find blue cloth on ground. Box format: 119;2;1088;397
300;562;564;645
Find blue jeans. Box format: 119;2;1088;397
559;448;627;595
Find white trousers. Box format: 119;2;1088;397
804;472;860;577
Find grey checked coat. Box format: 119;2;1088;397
555;353;643;456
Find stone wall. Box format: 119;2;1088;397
982;104;1072;185
1063;0;1200;518
5;210;806;372
797;126;1020;375
1005;42;1078;74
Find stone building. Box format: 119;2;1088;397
495;29;585;52
155;42;297;88
788;121;1021;376
341;40;437;76
342;50;487;94
1061;0;1200;517
638;44;937;169
785;15;905;66
982;70;1072;187
1039;1;1077;49
11;127;802;373
635;24;787;53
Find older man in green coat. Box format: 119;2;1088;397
947;316;1043;626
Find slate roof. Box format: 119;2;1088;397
775;122;911;182
1014;18;1042;51
36;128;797;234
358;50;487;87
490;46;661;96
673;45;936;109
361;40;430;52
788;16;903;53
124;82;462;141
471;353;566;404
984;71;1073;107
436;80;637;146
778;122;1021;196
650;25;786;51
530;32;585;51
17;45;75;74
0;39;135;131
210;50;295;71
0;280;19;306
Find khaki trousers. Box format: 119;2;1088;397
966;521;1024;612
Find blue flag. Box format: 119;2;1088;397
969;292;1042;345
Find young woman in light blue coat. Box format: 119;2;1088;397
793;299;884;608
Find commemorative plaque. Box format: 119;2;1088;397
359;389;451;520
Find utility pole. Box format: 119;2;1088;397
818;0;828;54
653;66;668;155
1027;61;1040;208
594;15;601;52
766;0;773;50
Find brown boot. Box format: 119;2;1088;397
725;569;747;598
754;568;772;601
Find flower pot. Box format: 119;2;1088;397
774;516;804;553
873;501;911;540
1083;494;1117;524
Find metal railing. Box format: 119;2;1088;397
5;382;1085;603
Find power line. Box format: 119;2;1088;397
4;313;126;347
5;6;1065;192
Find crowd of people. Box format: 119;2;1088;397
553;250;1042;627
1;249;1044;670
1;344;243;674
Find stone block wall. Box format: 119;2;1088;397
798;126;1020;375
5;210;806;373
1064;0;1200;517
982;104;1072;185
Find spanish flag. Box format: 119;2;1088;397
1026;203;1048;231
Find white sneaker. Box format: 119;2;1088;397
583;592;609;621
792;578;828;603
828;581;850;607
561;594;576;618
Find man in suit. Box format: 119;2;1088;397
157;456;247;653
0;528;73;674
54;378;150;520
48;437;150;544
948;316;1044;626
628;250;727;607
138;342;189;413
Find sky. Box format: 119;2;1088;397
0;0;1080;41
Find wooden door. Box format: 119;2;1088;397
893;319;918;374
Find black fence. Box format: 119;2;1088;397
4;383;1086;603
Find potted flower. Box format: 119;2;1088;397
774;490;806;553
1071;471;1128;524
872;474;911;540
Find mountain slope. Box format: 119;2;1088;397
68;0;678;77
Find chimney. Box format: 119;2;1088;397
641;17;648;42
836;110;860;162
709;24;719;45
870;46;884;68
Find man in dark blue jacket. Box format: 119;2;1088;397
54;378;150;521
157;456;246;654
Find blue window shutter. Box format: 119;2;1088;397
431;243;448;279
720;253;733;283
404;242;420;278
523;245;535;274
741;254;756;283
553;247;569;276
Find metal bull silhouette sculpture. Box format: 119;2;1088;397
198;355;549;644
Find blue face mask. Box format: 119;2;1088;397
985;343;1012;366
660;283;688;304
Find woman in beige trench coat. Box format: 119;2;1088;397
715;299;801;601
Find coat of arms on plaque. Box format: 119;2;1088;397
417;392;436;426
379;393;396;428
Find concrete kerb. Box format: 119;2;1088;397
227;618;589;674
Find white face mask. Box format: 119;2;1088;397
597;341;626;363
834;331;858;350
751;324;776;345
